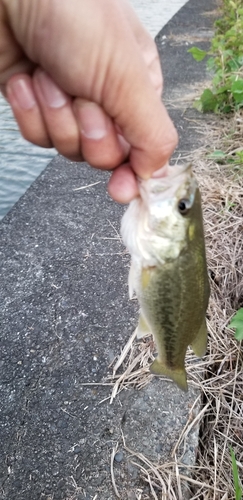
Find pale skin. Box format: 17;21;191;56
0;0;178;203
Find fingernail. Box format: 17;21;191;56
8;78;36;110
36;70;67;108
76;101;108;140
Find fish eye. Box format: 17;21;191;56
178;199;191;215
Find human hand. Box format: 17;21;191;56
0;0;178;203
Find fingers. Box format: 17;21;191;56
6;70;129;166
33;70;81;160
6;74;52;148
107;163;139;204
6;69;136;203
73;98;129;169
6;69;134;203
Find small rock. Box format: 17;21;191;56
114;451;123;463
73;445;82;454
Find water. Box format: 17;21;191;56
0;99;56;219
0;0;188;220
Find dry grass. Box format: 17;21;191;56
189;114;243;499
108;329;155;403
109;112;243;499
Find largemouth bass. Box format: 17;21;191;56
121;164;210;392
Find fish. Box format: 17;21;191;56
121;164;210;392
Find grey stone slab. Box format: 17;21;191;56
0;0;218;498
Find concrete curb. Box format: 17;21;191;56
0;0;218;498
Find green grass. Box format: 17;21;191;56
230;447;243;500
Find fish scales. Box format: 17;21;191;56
121;164;210;392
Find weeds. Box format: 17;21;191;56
188;0;243;113
230;447;243;500
228;308;243;341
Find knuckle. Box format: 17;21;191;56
21;125;51;148
53;135;78;158
83;147;124;171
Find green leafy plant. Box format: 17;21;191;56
228;308;243;340
230;447;243;500
188;0;243;113
207;149;243;167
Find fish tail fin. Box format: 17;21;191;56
191;319;208;357
150;358;188;392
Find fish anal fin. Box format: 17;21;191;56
150;358;188;392
136;312;151;339
191;319;208;358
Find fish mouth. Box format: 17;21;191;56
137;164;195;206
137;163;192;184
153;163;192;179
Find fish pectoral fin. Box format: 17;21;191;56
150;358;188;392
136;312;151;339
190;319;208;358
